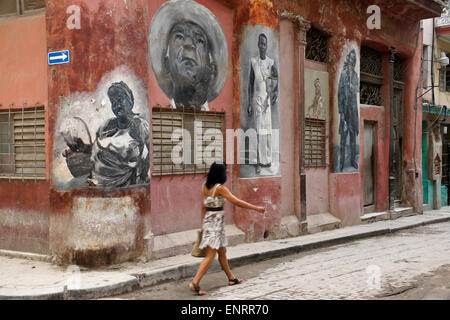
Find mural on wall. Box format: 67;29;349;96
240;25;280;178
428;124;442;181
148;0;228;111
53;65;150;191
334;46;360;173
305;70;329;120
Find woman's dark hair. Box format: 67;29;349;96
205;162;227;189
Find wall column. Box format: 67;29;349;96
280;12;310;224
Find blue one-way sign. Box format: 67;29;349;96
48;50;70;66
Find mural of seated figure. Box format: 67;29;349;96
62;81;150;189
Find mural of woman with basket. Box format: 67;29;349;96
62;81;150;189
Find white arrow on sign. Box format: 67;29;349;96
50;52;68;61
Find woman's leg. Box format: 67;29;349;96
190;246;217;294
217;247;233;279
218;247;242;284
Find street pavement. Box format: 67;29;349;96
115;221;450;300
2;208;450;300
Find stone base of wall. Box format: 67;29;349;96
306;212;342;234
0;209;49;254
145;225;246;260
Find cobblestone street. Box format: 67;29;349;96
115;221;450;300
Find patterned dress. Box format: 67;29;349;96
199;184;228;250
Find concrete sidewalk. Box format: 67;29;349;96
2;208;450;300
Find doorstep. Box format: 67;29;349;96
306;212;342;234
361;206;416;223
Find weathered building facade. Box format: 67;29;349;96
0;0;444;265
421;12;450;210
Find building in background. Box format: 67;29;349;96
421;3;450;210
0;0;445;266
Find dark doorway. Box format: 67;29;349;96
364;122;375;208
442;124;450;204
392;88;403;201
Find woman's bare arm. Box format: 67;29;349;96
217;185;265;214
200;185;206;230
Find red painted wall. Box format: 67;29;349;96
0;12;50;253
148;0;235;235
0;13;48;107
232;0;282;241
0;0;433;260
46;0;151;264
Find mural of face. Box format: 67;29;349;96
348;50;356;68
167;22;212;83
149;0;228;111
165;21;216;108
108;84;134;124
258;34;268;60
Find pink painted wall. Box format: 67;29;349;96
148;0;235;235
231;2;283;242
329;173;361;226
279;20;298;218
306;169;329;214
402;39;424;210
0;13;48;107
304;60;330;215
0;12;49;254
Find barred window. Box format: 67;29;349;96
0;0;45;17
152;108;225;176
305;27;329;63
304;118;326;167
0;106;46;179
22;0;45;12
439;55;450;92
360;46;383;106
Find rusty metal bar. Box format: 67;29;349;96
389;46;396;212
21;103;24;181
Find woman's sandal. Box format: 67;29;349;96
228;278;243;286
189;282;206;295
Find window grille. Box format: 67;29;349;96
360;46;383;106
305;27;328;63
0;0;44;17
439;55;450;92
0;106;46;180
22;0;45;13
152;107;225;177
422;46;429;89
360;82;382;106
393;54;403;82
304;118;326;167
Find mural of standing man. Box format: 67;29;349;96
247;33;278;174
337;48;359;172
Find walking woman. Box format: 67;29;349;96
189;162;265;295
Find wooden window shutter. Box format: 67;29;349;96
304;118;327;167
152;109;225;176
0;106;46;179
439;68;445;92
22;0;45;12
0;0;18;16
